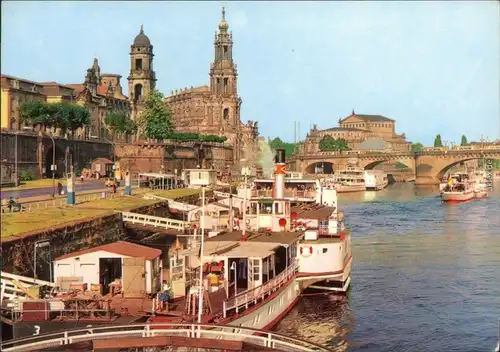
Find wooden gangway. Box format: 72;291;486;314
1;271;55;303
143;194;199;212
121;212;190;232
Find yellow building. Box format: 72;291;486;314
301;110;411;153
1;75;46;130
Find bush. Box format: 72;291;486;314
20;170;36;181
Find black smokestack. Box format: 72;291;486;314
274;149;286;164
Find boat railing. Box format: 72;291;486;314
0;323;329;352
251;189;316;199
222;259;299;318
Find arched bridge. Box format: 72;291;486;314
288;146;500;185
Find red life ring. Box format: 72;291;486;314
300;246;313;257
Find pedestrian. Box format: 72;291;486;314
80;174;84;183
161;280;170;311
112;183;117;194
57;182;63;195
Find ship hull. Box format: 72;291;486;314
441;190;474;202
296;255;352;294
335;184;365;193
223;278;301;330
366;179;389;191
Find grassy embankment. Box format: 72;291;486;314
1;188;201;238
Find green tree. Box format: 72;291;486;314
411;142;424;153
434;134;443;147
20;101;90;136
269;137;298;157
460;135;468;146
319;136;350;152
139;90;173;141
105;111;136;140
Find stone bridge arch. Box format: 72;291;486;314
415;150;500;185
360;158;415;171
304;161;335;174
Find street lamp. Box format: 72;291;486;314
39;131;56;197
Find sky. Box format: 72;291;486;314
1;1;499;146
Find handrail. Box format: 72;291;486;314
143;194;198;211
0;322;330;352
223;259;299;318
121;211;188;231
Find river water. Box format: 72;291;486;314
275;182;500;352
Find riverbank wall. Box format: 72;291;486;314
1;192;203;279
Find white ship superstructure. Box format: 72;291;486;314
364;170;389;191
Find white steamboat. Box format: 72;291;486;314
157;149;352;331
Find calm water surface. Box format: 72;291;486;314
275;182;500;352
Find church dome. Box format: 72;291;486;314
133;25;151;47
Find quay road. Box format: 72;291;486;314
0;180;107;200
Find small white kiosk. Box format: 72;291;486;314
184;169;217;189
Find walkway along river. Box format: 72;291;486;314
275;182;500;352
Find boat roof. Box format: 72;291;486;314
291;204;336;219
206;230;300;245
204;230;301;257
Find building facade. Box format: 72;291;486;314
301;110;411;153
1;57;130;140
164;8;259;166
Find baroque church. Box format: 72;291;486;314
1;8;258;167
127;8;259;164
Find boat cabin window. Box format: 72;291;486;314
259;202;272;214
249;202;258;215
323;248;328;253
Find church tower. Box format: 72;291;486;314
128;25;156;121
209;7;241;129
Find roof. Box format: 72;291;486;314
321;127;367;132
291;204;336;220
0;74;45;87
66;84;85;95
340;113;394;123
206;230;301;246
100;73;122;78
133;26;151;47
55;241;161;261
92;157;114;164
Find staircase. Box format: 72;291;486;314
1;271;54;304
121;212;189;231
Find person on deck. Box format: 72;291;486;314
161;280;171;311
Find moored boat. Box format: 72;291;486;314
364;170;389;191
333;167;366;193
441;177;474;202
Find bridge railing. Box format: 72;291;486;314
121;211;187;231
0;322;329;352
1;271;54;303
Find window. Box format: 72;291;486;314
134;84;143;100
135;58;143;70
223;46;228;55
322;248;328;254
223;78;229;94
223;108;229;120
